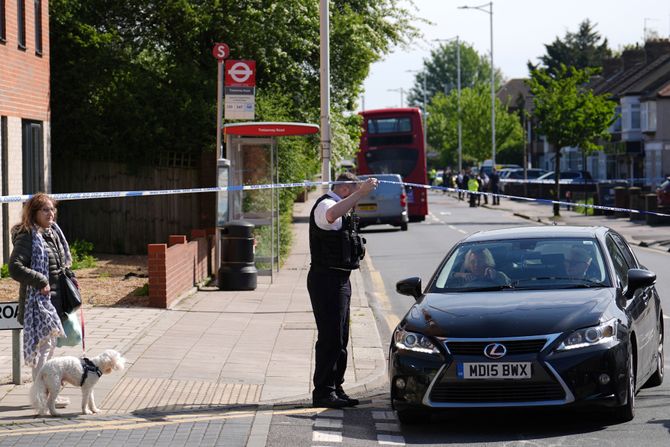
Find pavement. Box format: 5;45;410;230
1;187;669;442
0;193;386;430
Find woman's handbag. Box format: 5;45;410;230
57;310;82;347
60;271;82;314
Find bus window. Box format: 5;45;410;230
367;117;412;134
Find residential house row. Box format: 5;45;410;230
498;39;670;188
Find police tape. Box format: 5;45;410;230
1;178;668;218
377;179;670;218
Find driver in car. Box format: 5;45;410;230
452;248;510;285
564;247;593;278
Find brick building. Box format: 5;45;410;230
0;0;50;261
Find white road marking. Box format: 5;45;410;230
313;430;342;443
372;411;396;421
375;422;401;432
664;314;669;320
314;418;342;429
316;409;344;418
458;229;467;234
440;211;452;215
378;434;406;445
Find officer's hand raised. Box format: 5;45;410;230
359;177;378;194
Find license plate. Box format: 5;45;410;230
458;362;532;379
357;204;377;211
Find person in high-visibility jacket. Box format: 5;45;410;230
467;175;479;208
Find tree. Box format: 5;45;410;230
50;0;420;167
529;65;616;216
407;40;503;108
530;19;611;74
426;85;524;168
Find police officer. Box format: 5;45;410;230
308;172;378;408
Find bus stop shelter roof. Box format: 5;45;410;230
224;122;319;137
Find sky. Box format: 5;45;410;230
360;0;670;111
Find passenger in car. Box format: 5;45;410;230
452;248;511;285
564;247;593;278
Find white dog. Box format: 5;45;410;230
31;349;126;416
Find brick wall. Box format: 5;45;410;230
0;0;50;120
147;230;213;309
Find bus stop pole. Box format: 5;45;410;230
319;0;331;192
12;329;21;385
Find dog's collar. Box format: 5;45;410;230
80;357;103;386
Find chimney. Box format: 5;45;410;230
622;48;645;70
601;57;623;78
644;39;670;63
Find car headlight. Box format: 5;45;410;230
394;329;439;354
556;318;618;351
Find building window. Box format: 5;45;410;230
22;120;44;194
17;0;25;50
641;101;657;132
631;103;640;130
34;0;41;55
1;0;6;43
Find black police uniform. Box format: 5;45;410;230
308;193;366;402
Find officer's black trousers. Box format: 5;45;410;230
307;268;352;398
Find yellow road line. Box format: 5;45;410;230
0;406;328;437
363;255;400;333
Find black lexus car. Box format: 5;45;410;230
390;226;664;424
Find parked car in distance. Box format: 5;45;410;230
481;163;521;176
390;226;663;425
503;168;549;180
355;174;409;231
536;170;593;183
657;176;670;207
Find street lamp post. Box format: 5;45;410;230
406;70;428;151
434;36;462;172
319;0;331;193
459;2;495;166
387;87;406;107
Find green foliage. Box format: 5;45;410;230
426;85;524;166
529;64;616;215
530;19;611;74
70;239;98;270
50;0;420;167
574;196;595;216
529;65;615;153
135;283;149;296
1;264;9;278
408;40;503;108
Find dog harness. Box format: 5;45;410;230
80;357;102;386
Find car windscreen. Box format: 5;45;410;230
430;237;610;292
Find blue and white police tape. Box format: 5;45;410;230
1;178;668;218
376;179;670;218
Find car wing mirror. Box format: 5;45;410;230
624;268;656;299
396;277;422;300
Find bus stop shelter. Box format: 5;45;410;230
219;122;319;280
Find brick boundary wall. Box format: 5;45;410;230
147;230;214;308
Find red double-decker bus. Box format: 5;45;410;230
357;108;428;221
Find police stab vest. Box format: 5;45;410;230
309;194;366;270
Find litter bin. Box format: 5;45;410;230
218;220;257;291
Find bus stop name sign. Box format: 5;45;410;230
0;302;22;330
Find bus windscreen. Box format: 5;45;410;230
363;147;418;178
367;117;412;134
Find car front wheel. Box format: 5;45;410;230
613;347;636;423
644;320;664;388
